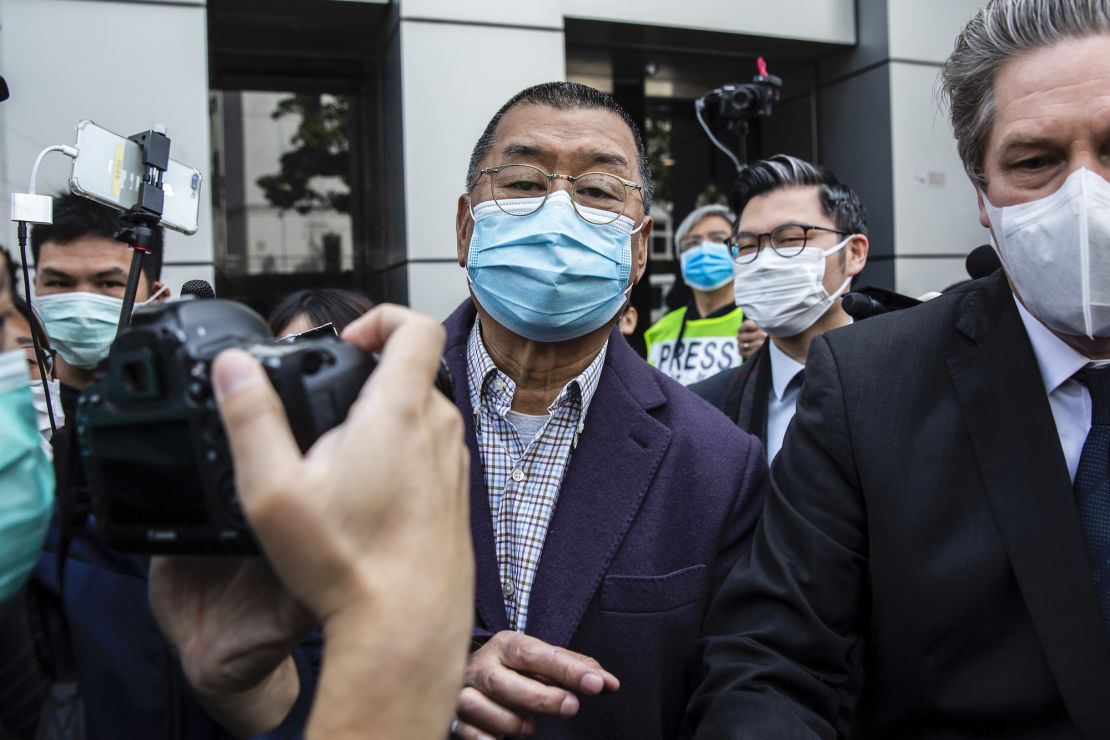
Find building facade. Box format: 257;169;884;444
0;0;985;323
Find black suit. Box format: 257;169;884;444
689;345;771;447
689;272;1110;738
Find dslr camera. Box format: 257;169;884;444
76;297;451;555
709;72;782;129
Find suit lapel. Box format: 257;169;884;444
947;278;1110;735
443;304;510;635
524;337;672;648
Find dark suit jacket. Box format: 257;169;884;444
688;272;1110;739
444;301;769;740
689;346;772;448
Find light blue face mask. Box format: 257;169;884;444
467;190;637;343
0;348;55;601
680;241;735;292
34;291;123;369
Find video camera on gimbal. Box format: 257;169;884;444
695;57;783;171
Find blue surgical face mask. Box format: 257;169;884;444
0;349;55;601
467;190;637;343
680;241;735;292
34;291;123;369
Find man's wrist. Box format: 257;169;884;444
309;602;469;740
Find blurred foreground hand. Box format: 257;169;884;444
152;304;473;740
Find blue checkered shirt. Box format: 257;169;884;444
466;321;607;631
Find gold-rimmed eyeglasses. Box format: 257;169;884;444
470;163;645;227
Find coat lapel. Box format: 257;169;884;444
946;276;1110;736
524;335;672;648
740;344;772;448
443;302;510;635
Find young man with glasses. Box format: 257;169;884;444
644;204;766;385
690;155;869;461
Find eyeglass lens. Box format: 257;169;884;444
485;164;631;225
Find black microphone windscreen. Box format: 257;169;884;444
966;244;1001;280
181;279;215;299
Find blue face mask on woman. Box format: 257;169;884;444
0;348;55;601
680;241;735;291
466;190;637;343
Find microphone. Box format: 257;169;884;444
841;286;922;322
181;279;215;299
966;244;1001;280
841;292;891;320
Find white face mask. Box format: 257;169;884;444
29;377;64;442
983;167;1110;339
732;237;852;338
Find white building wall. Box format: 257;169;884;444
886;0;987;296
0;0;214;294
398;0;566;319
562;0;855;43
396;0;855;318
0;0;990;312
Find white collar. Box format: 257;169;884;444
1014;295;1089;395
767;339;806;401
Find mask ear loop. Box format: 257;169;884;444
136;283;169;307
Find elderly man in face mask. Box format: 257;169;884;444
645;204;765;385
447;81;768;740
136;82;766;740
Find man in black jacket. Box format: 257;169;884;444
689;156;868;462
688;1;1110;737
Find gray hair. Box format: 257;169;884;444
941;0;1110;186
465;81;653;213
673;204;734;254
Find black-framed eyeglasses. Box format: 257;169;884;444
469;163;645;228
727;223;852;265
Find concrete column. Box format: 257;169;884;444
0;0;214;293
396;0;566;318
819;0;986;297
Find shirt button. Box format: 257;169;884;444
494;379;506;392
503;579;516;598
511;469;526;483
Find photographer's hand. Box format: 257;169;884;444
210;304;472;739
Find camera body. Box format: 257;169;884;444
713;73;782;126
76;298;449;554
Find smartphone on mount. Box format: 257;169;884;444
69;119;202;235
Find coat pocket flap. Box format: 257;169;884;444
600;564;707;613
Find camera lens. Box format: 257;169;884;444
727;87;756;114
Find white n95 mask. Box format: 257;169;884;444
984;167;1110;339
732;237;852;338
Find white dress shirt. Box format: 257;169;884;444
766;339;806;463
1015;298;1093;482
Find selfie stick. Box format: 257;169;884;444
114;126;170;337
